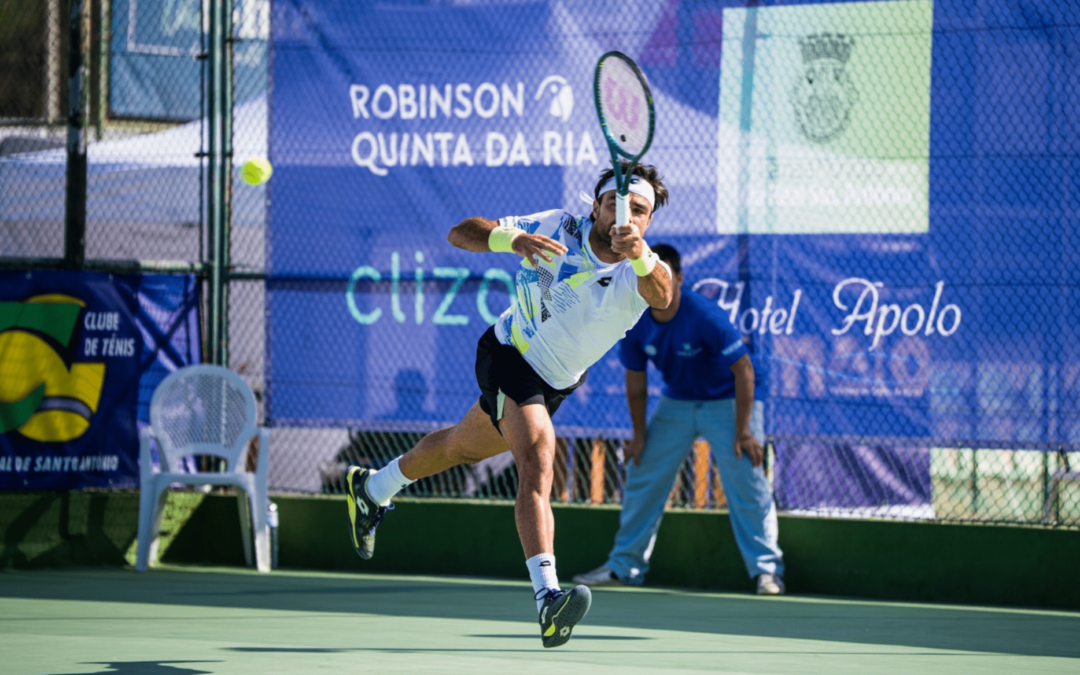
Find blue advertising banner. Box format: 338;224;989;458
0;272;200;490
110;0;268;119
266;0;1080;461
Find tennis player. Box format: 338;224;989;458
345;162;672;648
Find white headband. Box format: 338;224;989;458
596;175;656;211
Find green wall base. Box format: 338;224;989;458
3;491;1078;609
164;494;1080;609
0;491;138;568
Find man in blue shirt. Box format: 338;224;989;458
572;244;786;595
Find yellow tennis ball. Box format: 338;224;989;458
241;158;273;185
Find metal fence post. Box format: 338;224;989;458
206;0;234;366
64;0;89;270
1041;450;1051;525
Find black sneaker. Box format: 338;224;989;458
345;466;392;560
537;585;592;648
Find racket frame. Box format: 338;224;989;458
593;50;656;227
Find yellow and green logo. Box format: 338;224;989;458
0;295;105;442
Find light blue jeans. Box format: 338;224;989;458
606;397;784;584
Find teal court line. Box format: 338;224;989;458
0;567;1077;675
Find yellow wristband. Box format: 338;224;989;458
488;226;522;253
630;246;658;277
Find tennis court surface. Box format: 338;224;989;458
1;567;1077;675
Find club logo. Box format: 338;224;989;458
534;76;574;122
644;345;657;356
0;296;105;442
677;342;703;358
790;33;859;143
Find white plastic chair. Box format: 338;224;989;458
136;364;270;572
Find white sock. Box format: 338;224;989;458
364;457;414;505
526;553;560;612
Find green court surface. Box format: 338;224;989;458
1;567;1077;675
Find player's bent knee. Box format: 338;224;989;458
442;429;501;465
514;452;553;483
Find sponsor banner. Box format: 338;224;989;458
775;442;933;518
0;272;200;490
267;0;1079;451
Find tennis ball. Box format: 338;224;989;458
241;158;273;185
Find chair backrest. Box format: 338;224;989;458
149;364;258;473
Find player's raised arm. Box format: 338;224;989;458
633;252;673;309
610;219;673;309
447;216;567;267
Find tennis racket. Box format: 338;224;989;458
593;51;656;228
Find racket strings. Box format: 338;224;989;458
597;57;652;157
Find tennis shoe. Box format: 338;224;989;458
756;573;786;596
537;585;592;648
571;565;624;587
345;466;392;560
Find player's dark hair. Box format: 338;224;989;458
651;244;681;275
593;161;668;212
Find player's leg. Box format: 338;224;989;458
498;394;591;648
498;397;557;558
600;396;696;585
397;402;509;480
347;327;516;559
345;402;507;559
699;399;785;589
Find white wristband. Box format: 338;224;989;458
488;226;522;253
630;245;658;277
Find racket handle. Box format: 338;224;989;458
616;192;630;227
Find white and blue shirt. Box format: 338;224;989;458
619;287;767;401
493;209;668;390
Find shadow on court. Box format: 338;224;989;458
42;662;219;675
471;634;652;640
2;568;1077;660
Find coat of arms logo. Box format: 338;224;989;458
790;33;859;143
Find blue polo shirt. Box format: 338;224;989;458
618;287;767;401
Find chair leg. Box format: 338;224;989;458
147;490;169;567
237;489;254;568
251;492;271;573
135;484;158;572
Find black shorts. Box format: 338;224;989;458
475;326;587;433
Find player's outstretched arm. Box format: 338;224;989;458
610;223;673;308
634;261;672;309
447;217;567;267
447;217;502;251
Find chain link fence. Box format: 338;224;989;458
1;0;211;264
1;0;211;498
2;1;1078;530
1;0;68;259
